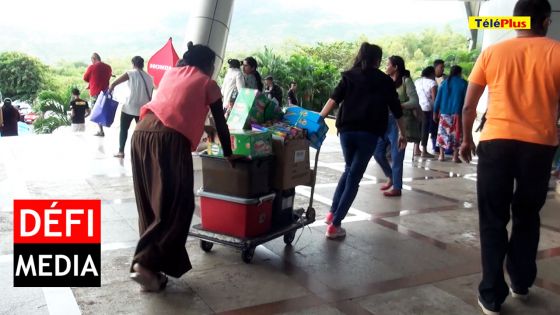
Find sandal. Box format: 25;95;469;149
157;273;168;290
94;131;105;137
421;152;435;158
130;263;167;292
114;152;125;158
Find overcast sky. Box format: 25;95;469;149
0;0;468;63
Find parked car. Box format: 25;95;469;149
13;101;38;124
24;112;39;124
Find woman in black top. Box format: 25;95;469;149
319;42;407;239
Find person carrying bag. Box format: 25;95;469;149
89;90;119;127
108;56;154;158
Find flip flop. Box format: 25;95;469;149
130;263;163;292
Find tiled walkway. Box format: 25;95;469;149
1;126;559;314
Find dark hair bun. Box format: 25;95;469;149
227;59;241;68
187;41;194;50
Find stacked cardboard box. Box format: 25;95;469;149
283;107;329;149
227;88;283;130
208;130;272;159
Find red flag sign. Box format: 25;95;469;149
147;37;180;88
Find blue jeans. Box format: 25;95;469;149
330;131;379;226
373;115;405;190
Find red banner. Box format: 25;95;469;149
147;37;180;88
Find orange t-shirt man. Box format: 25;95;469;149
469;36;560;146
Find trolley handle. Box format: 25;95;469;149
258;194;276;205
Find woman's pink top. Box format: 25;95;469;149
141;66;222;151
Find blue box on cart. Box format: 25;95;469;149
283;107;328;149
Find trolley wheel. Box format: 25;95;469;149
305;207;316;222
241;247;255;263
200;240;213;252
284;231;296;245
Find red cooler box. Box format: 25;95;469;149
198;190;275;238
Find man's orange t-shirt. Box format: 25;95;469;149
469;37;560;146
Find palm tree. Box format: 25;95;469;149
33;89;72;134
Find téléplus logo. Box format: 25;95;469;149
469;16;531;30
13;200;101;287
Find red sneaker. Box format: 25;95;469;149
324;212;334;225
383;189;402;197
325;224;346;239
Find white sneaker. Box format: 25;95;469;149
478;297;500;315
510;288;529;300
325;224;346;239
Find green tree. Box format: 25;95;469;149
256;47;288;82
32;89;72;134
219;28;479;113
0;52;48;101
299;41;358;72
380;27;475;78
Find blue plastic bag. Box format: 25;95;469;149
90;91;119;127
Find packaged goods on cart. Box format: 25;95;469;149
208;129;272;159
249;123;310;189
282;107;329;149
252;122;306;141
227;88;283;130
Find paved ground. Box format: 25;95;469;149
1;123;559;315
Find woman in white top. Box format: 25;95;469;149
414;66;438;157
109;56;154;158
221;59;245;117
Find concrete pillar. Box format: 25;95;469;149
184;0;235;79
479;0;560;50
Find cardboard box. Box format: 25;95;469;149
252;94;283;124
272;138;311;190
308;131;327;150
284;107;323;127
208;130;272;159
227;88;283;129
201;154;273;198
282;107;329;149
231;130;272;158
227;88;258;129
